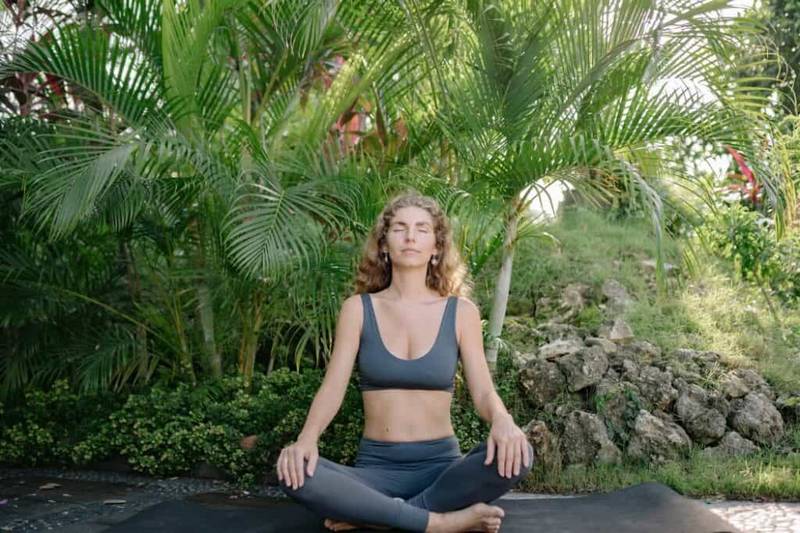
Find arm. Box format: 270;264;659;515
296;294;362;443
457;297;531;478
456;297;510;425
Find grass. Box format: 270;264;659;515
521;437;800;500
485;206;800;500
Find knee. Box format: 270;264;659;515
507;441;535;482
481;440;535;481
520;441;535;477
277;461;318;497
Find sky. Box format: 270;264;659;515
525;0;761;221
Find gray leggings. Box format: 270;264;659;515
279;435;534;532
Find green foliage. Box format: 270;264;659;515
698;203;800;305
594;386;643;448
0;370;367;486
0;380;121;466
0;361;538;485
574;305;604;332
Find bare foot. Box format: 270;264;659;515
426;502;505;533
324;518;391;531
324;518;358;531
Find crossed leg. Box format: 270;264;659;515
280;440;535;532
406;440;535;512
280;456;431;532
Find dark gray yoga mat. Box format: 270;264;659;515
108;482;739;532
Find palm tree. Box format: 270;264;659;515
0;0;447;389
410;0;788;371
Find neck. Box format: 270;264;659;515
385;267;438;302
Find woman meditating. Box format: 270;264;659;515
277;191;535;532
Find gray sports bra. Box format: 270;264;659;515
357;293;459;392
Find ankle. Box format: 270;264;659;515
425;511;443;532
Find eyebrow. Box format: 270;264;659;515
391;221;432;227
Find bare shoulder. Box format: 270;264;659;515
340;293;364;332
455;296;480;318
342;293;363;308
455;296;481;344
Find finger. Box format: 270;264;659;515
307;452;318;477
524;440;532;468
497;440;506;477
513;440;522;476
503;441;513;478
294;451;305;488
485;437;495;466
276;452;283;482
507;441;516;478
504;441;514;478
287;453;297;489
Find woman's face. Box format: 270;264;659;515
383;206;438;267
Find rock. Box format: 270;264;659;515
584;336;618;355
672;377;690;394
671;366;704;384
607;317;634;343
673;349;722;370
775;394;800;424
640;259;677;274
559;283;591;319
522;419;562;472
537;339;585;361
700;431;759;458
601;279;633;313
720;372;750;399
535;296;553;312
633;366;678;411
534;322;585;343
620;358;641;380
512;350;538;368
728;392;784;445
627;409;692;462
594;380;642;444
675;385;727;446
557;345;609;392
628;340;662;360
730;368;776;401
561;410;621;465
502;316;544;353
38;483;61;490
520;360;567;408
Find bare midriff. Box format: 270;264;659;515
362;389;456;442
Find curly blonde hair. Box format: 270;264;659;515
353;191;473;297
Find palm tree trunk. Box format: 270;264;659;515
119;240;149;380
196;280;220;376
484;201;520;375
172;291;196;385
238;292;265;390
191;219;221;377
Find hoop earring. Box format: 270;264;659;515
382;251;389;263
